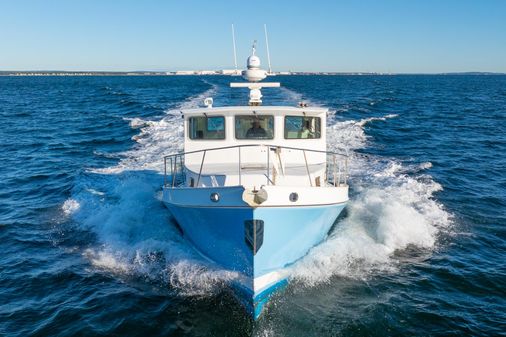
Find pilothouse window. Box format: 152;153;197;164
284;116;321;139
235;115;274;139
188;116;225;140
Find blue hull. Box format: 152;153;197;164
163;197;345;319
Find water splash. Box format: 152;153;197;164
65;80;238;297
62;198;80;216
288;113;452;285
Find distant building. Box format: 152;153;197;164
221;69;242;75
175;70;196;75
198;70;218;75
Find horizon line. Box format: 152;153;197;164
1;70;505;76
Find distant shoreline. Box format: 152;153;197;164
0;70;504;77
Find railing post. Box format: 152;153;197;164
179;154;185;185
333;155;337;187
338;161;342;187
164;157;167;187
344;158;348;185
196;150;206;187
303;150;313;187
267;146;270;185
326;154;328;184
168;158;172;186
238;147;241;186
172;157;177;187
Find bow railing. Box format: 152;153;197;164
163;144;348;188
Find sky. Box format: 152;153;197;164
1;0;505;73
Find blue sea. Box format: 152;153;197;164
0;75;505;336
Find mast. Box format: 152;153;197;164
264;24;272;74
232;24;238;74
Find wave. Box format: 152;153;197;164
65;170;239;297
355;113;398;127
326;113;398;153
287;113;452;285
93;81;218;174
63;80;235;297
279;86;320;107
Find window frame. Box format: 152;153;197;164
234;114;275;140
283;115;322;140
187;115;226;141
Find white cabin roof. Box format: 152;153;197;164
181;105;328;116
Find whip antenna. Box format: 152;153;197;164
232;24;238;74
264;24;272;74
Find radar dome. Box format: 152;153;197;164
247;55;261;69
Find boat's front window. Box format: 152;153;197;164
188;116;225;140
235;115;274;139
284;116;321;139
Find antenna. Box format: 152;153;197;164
231;24;238;73
264;24;272;74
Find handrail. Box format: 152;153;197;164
196;150;206;187
163;143;349;160
163;144;349;189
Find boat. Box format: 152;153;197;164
161;41;349;319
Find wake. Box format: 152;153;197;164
63;80;239;297
288;103;452;284
61;81;453;298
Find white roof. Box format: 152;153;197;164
181;105;328;116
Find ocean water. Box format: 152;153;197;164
0;75;505;336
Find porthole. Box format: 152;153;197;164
210;192;220;202
289;192;298;202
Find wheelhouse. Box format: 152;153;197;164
183;105;328;152
166;105;340;189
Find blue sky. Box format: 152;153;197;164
1;0;505;73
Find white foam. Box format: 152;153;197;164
67;81;241;296
356;113;398;127
93;82;218;174
85;249;130;273
419;162;433;170
164;261;240;296
70;172;239;296
123;117;151;129
85;188;105;196
290;179;449;285
84;245;238;297
279;87;320;107
62;198;80;216
288;113;452;285
326;120;367;153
